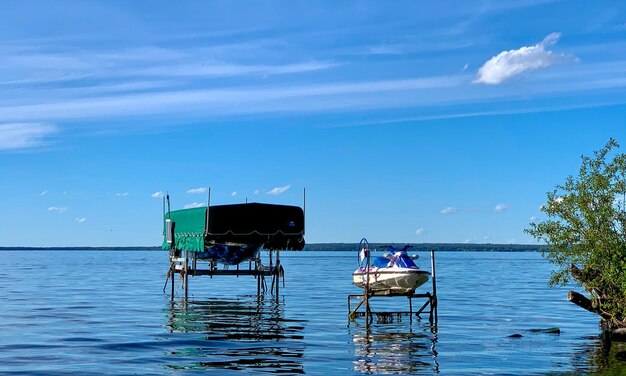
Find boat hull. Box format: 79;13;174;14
353;268;430;294
196;243;261;265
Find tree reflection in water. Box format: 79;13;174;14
567;334;626;375
351;322;439;374
165;296;306;373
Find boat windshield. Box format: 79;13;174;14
395;254;417;268
370;254;417;268
372;256;391;268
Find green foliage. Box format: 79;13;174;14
526;139;626;327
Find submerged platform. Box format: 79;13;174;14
348;292;437;324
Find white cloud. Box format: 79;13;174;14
116;192;128;197
494;203;509;213
151;191;165;198
475;32;573;85
75;217;86;224
483;235;491;241
440;207;457;215
48;206;68;213
0;123;56;150
254;189;260;195
183;202;206;209
187;187;208;194
462;63;469;72
231;191;237;196
530;216;538;222
40;190;48;196
267;184;291;195
415;228;425;236
554;196;564;204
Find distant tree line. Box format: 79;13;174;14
303;243;545;252
0;243;546;252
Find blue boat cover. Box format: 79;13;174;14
195;244;261;265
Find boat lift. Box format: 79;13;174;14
164;248;284;300
162;191;305;300
348;238;438;326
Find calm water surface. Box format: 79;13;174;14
0;250;624;375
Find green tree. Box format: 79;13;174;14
526;139;626;330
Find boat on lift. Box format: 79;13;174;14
353;244;430;294
164;202;305;265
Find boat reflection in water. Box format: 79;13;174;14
351;323;439;374
165;296;306;373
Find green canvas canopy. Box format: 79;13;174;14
163;203;305;252
162;207;207;252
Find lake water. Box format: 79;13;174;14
1;250;624;375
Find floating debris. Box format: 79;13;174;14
530;327;560;334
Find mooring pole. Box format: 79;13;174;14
256;258;261;296
170;263;175;300
362;239;371;327
430;249;438;324
275;249;280;297
184;250;189;301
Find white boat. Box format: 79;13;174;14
353;245;430;294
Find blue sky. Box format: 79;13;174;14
1;0;625;246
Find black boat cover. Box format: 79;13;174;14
163;202;305;252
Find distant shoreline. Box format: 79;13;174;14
0;243;546;252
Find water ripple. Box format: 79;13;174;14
0;250;624;374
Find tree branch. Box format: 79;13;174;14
567;290;614;321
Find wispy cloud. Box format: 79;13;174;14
475;32;574;85
138;60;337;79
183;202;206;209
40;190;48;196
231;191;237;196
345;100;626;128
0;76;464;123
254;189;260;195
151;191;165;198
415;228;425;236
75;217;86;223
267;184;291;195
0;42;337;85
366;45;404;55
48;206;68;213
440;207;457;215
0;123;56;150
494;203;509;213
529;216;538;222
116;192;128;197
187;187;208;194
